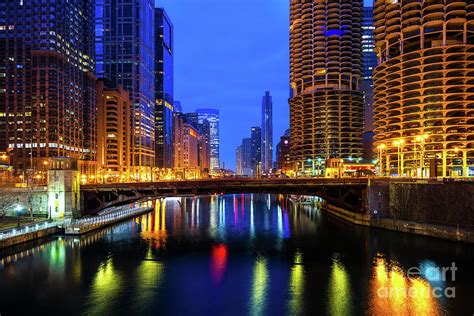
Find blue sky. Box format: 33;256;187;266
156;0;373;170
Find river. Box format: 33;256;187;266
0;194;473;315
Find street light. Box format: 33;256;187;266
393;139;405;177
414;134;428;177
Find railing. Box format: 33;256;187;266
0;220;58;241
66;205;153;233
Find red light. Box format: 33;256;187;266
210;244;228;286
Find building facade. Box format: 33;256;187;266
95;0;155;180
261;91;273;173
289;0;364;170
96;80;131;183
173;113;199;179
196;109;219;173
362;6;378;161
251;126;262;176
0;0;96;177
373;0;474;177
236;145;243;176
154;8;174;169
276;130;292;175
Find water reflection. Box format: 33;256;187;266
86;256;122;315
369;256;443;315
328;257;352;315
249;255;269;315
0;194;471;315
288;251;304;315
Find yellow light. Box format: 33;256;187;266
377;144;386;150
454;147;459;153
1;154;7;160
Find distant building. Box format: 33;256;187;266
96;80;131;183
236;145;243;176
0;0;97;177
154;8;174;169
95;0;155;178
241;138;252;176
276;130;292;175
261;91;273;173
196;109;220;173
173;113;199;179
251;127;262;176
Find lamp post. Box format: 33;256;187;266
376;144;386;176
393;139;405;177
414;134;428;177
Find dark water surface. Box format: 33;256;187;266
0;194;473;315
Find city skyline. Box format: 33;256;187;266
158;0;374;170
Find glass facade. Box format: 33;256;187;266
155;8;174;169
261;91;273;174
95;0;155;172
196;109;220;173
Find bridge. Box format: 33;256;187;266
80;178;371;215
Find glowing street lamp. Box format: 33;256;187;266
393;139;405;176
414;134;428;177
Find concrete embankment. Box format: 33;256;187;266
0;226;62;249
322;203;474;243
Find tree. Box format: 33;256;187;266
0;195;17;218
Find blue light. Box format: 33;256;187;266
325;29;344;37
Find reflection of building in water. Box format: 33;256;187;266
369;256;442;315
288;251;304;315
249;256;269;315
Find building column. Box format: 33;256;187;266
463;150;468;177
385;154;390;176
442;149;447;178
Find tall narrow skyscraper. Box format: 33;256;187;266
0;0;96;176
289;0;364;170
251;126;262;176
196;109;220;173
95;0;155;179
261;91;273;173
155;8;174;169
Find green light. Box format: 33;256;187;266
288;251;304;315
250;256;269;315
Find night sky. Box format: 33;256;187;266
156;0;374;170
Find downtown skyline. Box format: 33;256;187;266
159;0;374;169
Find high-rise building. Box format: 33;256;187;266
276;129;292;175
0;0;96;177
236;145;243;176
96;80;131;183
261;91;273;173
373;1;474;178
362;6;378;160
154;8;174;169
251;126;262;176
289;0;364;170
196;109;219;173
242;138;252;176
184;112;211;174
95;0;155;179
173;113;199;179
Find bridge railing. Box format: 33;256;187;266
0;220;58;241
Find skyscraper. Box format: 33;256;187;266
289;0;364;170
236;145;243;176
373;0;474;178
95;0;155;179
0;0;96;176
242;137;252;176
261;91;273;173
196;109;220;173
251;126;262;176
361;6;378;160
276;129;292;175
155;8;174;169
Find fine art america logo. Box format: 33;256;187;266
377;262;457;299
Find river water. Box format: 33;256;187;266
0;194;473;315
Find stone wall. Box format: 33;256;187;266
0;187;48;217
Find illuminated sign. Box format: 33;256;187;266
189;129;197;137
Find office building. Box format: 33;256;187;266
196;109;220;173
96;80;131;183
276;129;292;175
155;8;174;169
251;126;262;176
0;0;96;176
95;0;155;179
261;91;273;173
